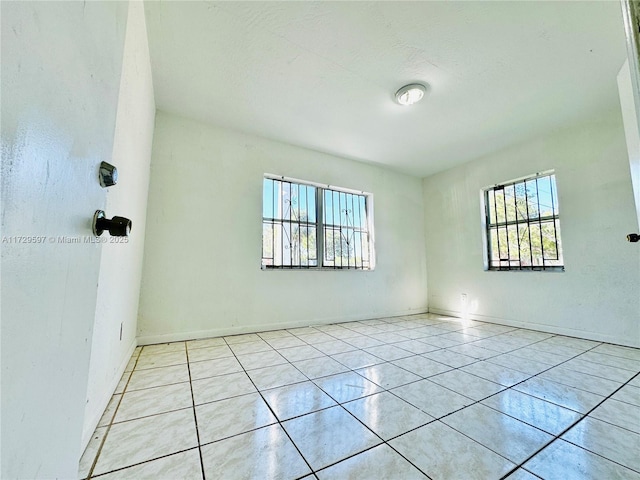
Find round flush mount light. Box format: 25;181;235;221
395;83;427;106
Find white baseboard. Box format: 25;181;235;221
80;339;138;453
428;307;640;348
137;308;429;345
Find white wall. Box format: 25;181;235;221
138;112;428;343
1;2;128;478
423;111;640;347
618;60;640;230
83;1;155;450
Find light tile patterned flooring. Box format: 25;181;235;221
80;314;640;480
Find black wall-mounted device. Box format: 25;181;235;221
93;210;132;237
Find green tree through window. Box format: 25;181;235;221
485;172;564;271
262;176;373;270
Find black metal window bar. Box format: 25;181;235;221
262;177;372;269
485;172;564;271
322;189;371;269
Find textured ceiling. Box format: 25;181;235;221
144;1;627;177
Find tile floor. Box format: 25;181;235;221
79;314;640;480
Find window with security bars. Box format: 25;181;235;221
484;172;564;271
262;176;373;269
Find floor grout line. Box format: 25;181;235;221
86;447;200;479
215;317;445;478
221;336;317;479
191;317;538;477
184;342;207;480
86;314;640;478
497;352;640;479
85;349;141;480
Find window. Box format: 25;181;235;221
262;175;374;270
484;172;564;271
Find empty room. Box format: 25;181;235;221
2;1;640;479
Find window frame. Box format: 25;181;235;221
481;170;564;272
261;174;376;271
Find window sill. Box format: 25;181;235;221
485;266;565;272
261;266;374;272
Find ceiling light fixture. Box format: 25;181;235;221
395;83;427;106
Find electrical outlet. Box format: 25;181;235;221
461;293;468;302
